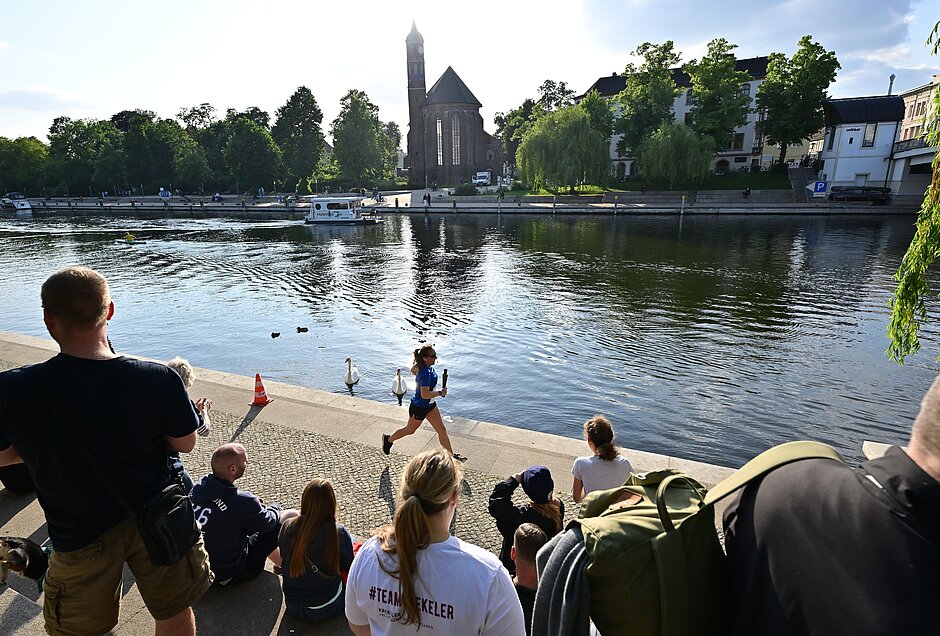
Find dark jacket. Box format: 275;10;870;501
487;476;564;573
723;446;940;636
279;522;354;608
190;474;281;579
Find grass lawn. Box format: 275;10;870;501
609;171;791;191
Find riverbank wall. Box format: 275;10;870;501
7;190;920;220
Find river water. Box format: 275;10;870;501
1;212;937;467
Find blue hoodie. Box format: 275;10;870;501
190;473;281;579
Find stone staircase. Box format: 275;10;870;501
603;191;693;206
694;190;797;206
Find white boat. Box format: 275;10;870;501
303;197;384;225
0;192;32;216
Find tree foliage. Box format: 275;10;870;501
517;106;609;193
0;136;48;194
757;36;840;167
272;86;325;191
177;103;217;130
330;89;383;187
636;122;714;189
494;98;537;173
613;41;683;156
223;118;281;191
536;79;576;112
379;120;401;180
684;38;752;148
887;20;940;363
579;89;615;143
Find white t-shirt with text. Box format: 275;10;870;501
345;535;525;635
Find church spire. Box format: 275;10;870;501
406;20;423;43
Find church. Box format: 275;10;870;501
405;22;502;186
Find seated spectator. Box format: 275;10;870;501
166;356;212;492
279;478;354;622
572;415;634;503
190;443;298;585
512;523;548;635
346;449;524;635
488;466;564;575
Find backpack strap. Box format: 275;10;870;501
703;440;845;506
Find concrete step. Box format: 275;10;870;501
0;586;45;635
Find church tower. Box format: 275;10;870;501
406;21;426;185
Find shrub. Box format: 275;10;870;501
453;183;478;196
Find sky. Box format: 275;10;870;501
0;0;938;144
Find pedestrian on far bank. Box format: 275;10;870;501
383;345;465;460
488;466;564;574
571;415;634;503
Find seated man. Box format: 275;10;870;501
512;523;548;636
191;443;297;585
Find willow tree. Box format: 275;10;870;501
636;122;714;189
516;106;608;193
887;20;940;363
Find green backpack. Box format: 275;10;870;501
574;440;845;636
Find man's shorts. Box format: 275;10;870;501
43;516;212;635
408;401;438;422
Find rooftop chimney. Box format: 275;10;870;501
888;73;896;95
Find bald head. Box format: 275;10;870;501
211;443;247;481
908;374;940;482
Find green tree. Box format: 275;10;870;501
0;136;48;194
636;122;714;189
757;36;840;168
271;86;324;191
47;117;121;194
888;20;940;362
222;118;281;192
613;41;683;157
92;137;128;191
379;120;401;181
579;89;615;143
110;109;156;133
330;89;383;188
173;141;212;192
684;38;752;148
517;106;609;193
536;79;575;112
226;107;270;130
177;103;218;130
494;98;536;174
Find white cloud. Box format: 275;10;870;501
0;87;95;112
848;44;913;64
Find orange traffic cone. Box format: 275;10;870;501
250;373;274;406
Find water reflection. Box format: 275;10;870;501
0;213;935;467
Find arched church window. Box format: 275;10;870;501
486;149;495;161
436;119;443;166
451;114;461;165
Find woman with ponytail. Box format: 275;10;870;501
571;414;635;503
487;465;565;575
278;478;354;621
382;345;466;461
346;449;524;635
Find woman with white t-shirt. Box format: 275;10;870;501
345;449;524;635
571;415;635;503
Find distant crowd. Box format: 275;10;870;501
0;265;937;636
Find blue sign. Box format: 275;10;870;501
814;181;828;194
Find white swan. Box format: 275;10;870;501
392;368;408;405
344;357;360;388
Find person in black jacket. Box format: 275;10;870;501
191;443;298;585
487;465;564;574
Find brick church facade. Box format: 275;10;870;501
405;22;502;186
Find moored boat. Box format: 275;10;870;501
303;197;384;225
0;192;32;216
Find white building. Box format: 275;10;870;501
580;57;774;178
817;96;905;189
886;75;938;201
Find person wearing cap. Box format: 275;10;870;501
487;466;565;575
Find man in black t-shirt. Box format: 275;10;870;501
0;266;212;636
723;374;940;636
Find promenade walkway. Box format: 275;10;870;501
0;331;732;635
